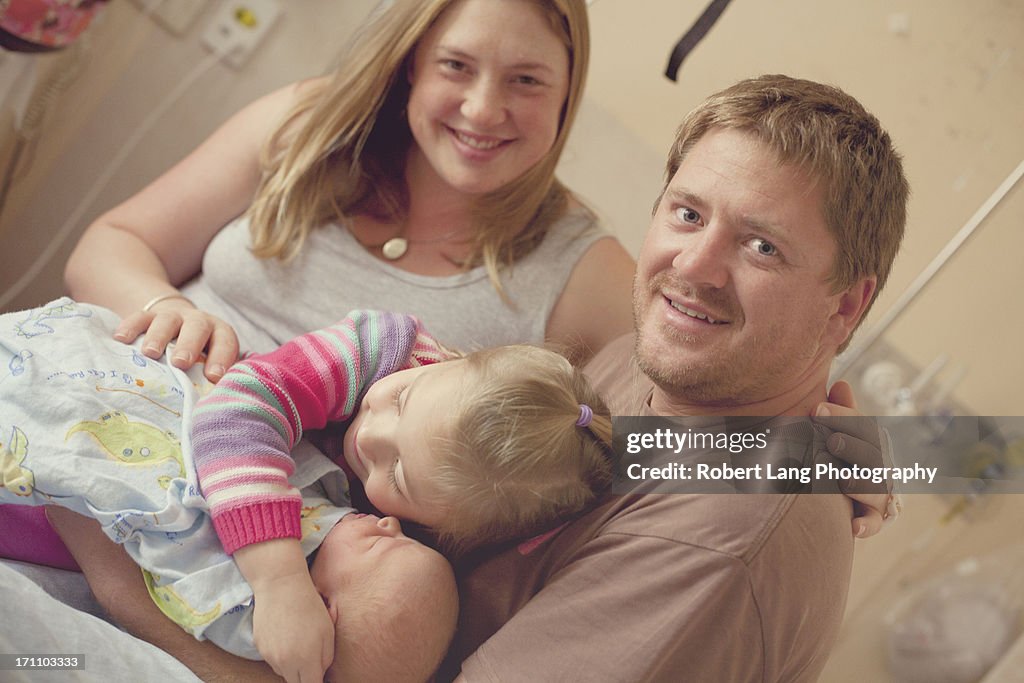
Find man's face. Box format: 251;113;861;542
633;127;857;407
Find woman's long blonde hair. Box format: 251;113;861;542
247;0;590;295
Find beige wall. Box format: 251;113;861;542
1;0;1022;417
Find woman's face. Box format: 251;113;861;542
405;0;571;197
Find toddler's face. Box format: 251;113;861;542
343;361;465;527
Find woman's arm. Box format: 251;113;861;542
44;506;283;683
63;82;305;380
546;236;636;365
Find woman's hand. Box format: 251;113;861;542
114;297;239;383
813;380;899;539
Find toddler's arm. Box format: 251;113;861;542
191;310;448;554
233;539;333;683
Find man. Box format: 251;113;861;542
442;74;908;682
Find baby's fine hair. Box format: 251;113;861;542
326;545;457;682
431;345;616;553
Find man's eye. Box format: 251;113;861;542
751;238;778;257
675;207;701;224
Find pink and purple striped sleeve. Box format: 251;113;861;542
191;310;441;554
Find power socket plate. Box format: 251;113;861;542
200;0;284;68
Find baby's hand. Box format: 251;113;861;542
251;573;334;683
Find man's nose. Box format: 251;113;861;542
461;78;507;128
670;228;731;290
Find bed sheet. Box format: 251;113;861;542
0;559;200;682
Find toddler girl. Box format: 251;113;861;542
188;308;616;673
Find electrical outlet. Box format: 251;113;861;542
201;0;283;69
130;0;207;36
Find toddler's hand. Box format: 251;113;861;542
251;573;334;683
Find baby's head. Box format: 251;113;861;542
311;513;458;683
342;345;616;553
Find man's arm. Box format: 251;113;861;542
44;506;283;683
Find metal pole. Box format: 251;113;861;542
833;158;1024;379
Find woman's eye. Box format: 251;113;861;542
675;207;702;224
442;59;466;72
514;75;541;85
750;238;779;257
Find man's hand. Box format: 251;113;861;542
814;380;900;538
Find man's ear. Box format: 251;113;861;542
827;276;877;348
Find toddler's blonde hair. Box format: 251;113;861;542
430;345;615;553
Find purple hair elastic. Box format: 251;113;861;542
576;404;593;427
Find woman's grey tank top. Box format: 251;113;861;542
183;207;610;353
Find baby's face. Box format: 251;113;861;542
310;513;426;602
343;361;465;528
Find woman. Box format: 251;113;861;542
31;1;630;680
63;0;635;382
